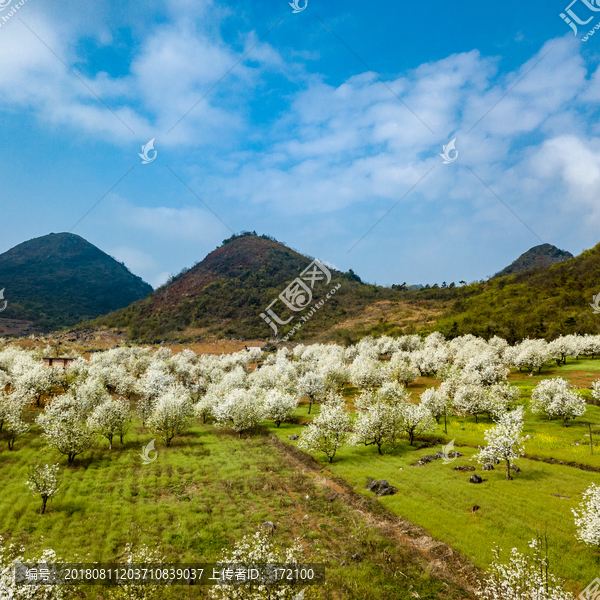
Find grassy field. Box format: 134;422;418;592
0;412;473;600
268;359;600;596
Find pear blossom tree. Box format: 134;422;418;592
297;372;327;414
385;352;420;385
27;463;60;514
261;389;298;427
147;387;193;446
2;411;29;450
477;537;574;600
88;398;131;449
531;378;586;426
0;537;65;600
398;403;435;445
298;402;351;463
209;531;320;600
37;395;96;464
453;383;489;423
572;483;600;547
213;388;264;438
350;402;403;455
420;387;448;424
475;407;525;480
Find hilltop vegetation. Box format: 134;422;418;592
0;233;152;330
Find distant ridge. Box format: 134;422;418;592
493;243;573;278
0;232;152;330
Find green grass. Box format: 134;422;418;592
267;363;600;596
0;415;470;600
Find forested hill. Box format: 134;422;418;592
85;234;600;344
432;242;600;342
493;243;573;278
0;233;153;329
86;232;398;342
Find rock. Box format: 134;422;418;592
288;434;299;440
366;478;398;497
510;465;521;473
351;554;362;562
470;474;483;484
482;464;494;471
340;560;347;566
261;521;276;535
453;465;475;472
471;505;480;513
302;514;310;521
434;451;444;459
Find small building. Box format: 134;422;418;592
42;357;75;368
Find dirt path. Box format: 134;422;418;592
267;435;482;597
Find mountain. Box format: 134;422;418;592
493;243;573;278
87;232;415;343
432;242;600;342
0;233;153;330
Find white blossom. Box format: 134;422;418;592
530;378;586;426
572;483;600;547
27;464;60;514
298;403;351;463
474;407;525;480
147;386;193;446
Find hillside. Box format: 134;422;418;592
432;242;600;341
83;234;600;344
0;233;152;330
493;243;573;278
87;232;445;343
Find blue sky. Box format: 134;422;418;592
1;0;599;288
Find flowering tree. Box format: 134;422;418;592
572;483;600;547
420;387;448;424
2;411;29;450
37;395;96;464
297;372;327;414
261;389;298;427
453;383;489;423
350;402;403;455
398;403;435;445
213;388;264;438
109;543;164;600
385;353;419;385
298;403;351;463
27;463;60;514
475;407;525;480
209;531;320;600
476;537;574;600
531;378;586;426
485;382;520;420
0;537;65;600
147;387;193;446
13;361;54;407
88;398;131;449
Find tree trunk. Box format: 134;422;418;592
505;459;512;480
8;438;14;450
108;434;113;450
475;414;478;424
377;444;382;456
409;431;414;445
120;433;124;444
41;496;48;514
68;453;75;464
328;455;333;463
308;399;312;414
